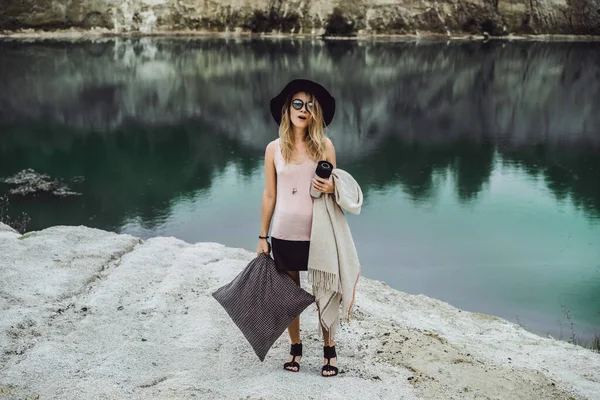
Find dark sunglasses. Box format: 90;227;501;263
291;99;313;112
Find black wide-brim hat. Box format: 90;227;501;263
270;79;336;126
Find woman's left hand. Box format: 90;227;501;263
312;176;335;194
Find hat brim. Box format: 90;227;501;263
270;79;336;126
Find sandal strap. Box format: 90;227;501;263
323;345;336;359
290;343;303;356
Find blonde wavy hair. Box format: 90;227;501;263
278;91;327;163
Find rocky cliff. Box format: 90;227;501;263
1;0;599;36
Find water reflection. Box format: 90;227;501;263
2;38;600;149
349;138;497;204
0;122;259;231
1;37;599;223
502;145;600;220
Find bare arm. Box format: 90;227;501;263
324;137;336;168
258;141;277;253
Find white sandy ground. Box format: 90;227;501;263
0;222;598;400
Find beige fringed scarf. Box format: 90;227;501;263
307;168;363;337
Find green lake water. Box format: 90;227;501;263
0;37;599;342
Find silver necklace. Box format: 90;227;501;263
289;147;308;195
290;161;303;195
292;169;300;195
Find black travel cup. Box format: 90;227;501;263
310;160;334;198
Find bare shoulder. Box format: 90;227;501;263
324;137;336;167
265;139;278;156
325;137;335;149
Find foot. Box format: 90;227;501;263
322;356;337;376
284;342;302;372
284;353;302;372
322;344;338;377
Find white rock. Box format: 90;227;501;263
0;224;598;399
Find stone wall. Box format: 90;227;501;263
1;0;599;36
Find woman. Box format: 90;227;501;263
256;79;339;377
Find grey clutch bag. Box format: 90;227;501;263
211;252;315;361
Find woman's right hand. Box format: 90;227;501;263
257;239;270;255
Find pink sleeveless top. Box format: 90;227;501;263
271;138;318;241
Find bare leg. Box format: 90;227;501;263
284;270;301;371
319;309;337;376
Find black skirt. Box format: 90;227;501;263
271;237;310;272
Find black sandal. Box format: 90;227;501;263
322;345;339;377
283;343;302;372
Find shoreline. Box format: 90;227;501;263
2;28;600;42
0;221;598;399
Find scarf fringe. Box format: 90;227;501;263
308;268;339;292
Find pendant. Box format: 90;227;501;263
292;188;297;195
